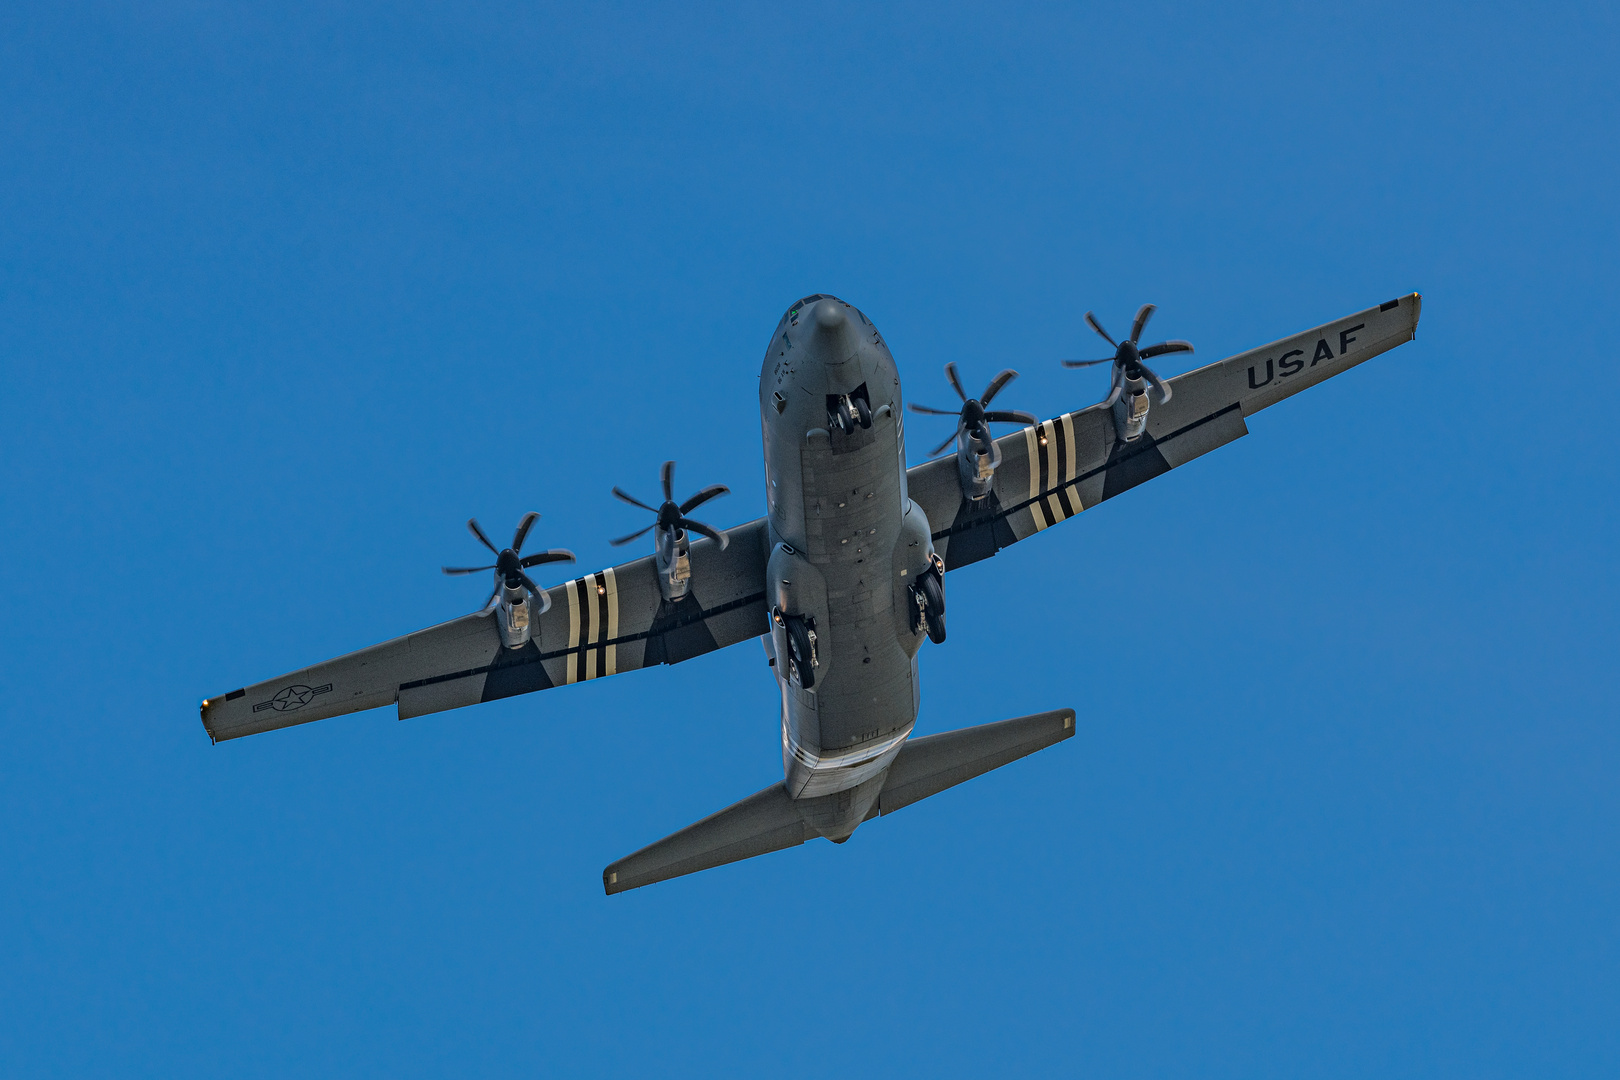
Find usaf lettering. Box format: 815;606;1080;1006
1249;322;1364;389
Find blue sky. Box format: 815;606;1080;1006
2;1;1616;1075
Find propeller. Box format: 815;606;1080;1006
442;511;576;611
1062;303;1193;408
611;460;730;556
908;363;1038;457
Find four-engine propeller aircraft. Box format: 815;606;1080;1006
199;292;1422;894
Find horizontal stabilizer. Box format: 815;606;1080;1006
871;707;1076;818
604;707;1076;895
604;783;809;895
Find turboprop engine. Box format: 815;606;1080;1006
609;459;730;602
908;363;1036;501
441;512;576;649
1062;303;1194;443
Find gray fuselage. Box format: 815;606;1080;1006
759;295;937;840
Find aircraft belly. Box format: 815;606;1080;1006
780;400;920;801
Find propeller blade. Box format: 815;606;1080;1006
680;483;729;515
660;460;675;503
1139;339;1193;359
983;409;1037;425
517;571;547;596
1103;363;1125;408
1130;303;1156;344
908;403;961;416
1084;311;1116;346
1138;362;1173;404
928;431;958;457
511;510;539;553
520;549;575;566
612;487;659;513
1061;357;1115;368
678;518;729;549
442;564;497;575
467;518;500;556
610;524;656;546
979;369;1017;406
944;362;967;402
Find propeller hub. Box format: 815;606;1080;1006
1071;304;1186;410
908;365;1033;458
443;512;574;608
609;462;732;553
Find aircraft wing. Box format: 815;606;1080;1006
200;519;770;741
908;294;1422;568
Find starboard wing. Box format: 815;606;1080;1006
200;519;770;741
907;294;1422;568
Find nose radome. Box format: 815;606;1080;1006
814;301;845;332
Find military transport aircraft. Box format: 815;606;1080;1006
200;292;1422;894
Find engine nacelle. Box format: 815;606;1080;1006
496;582;532;649
956;431;1002;501
655;528;694;602
1113;375;1152;442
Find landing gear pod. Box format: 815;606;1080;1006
910;553;947;644
773;608;820;689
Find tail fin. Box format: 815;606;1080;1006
603;707;1075;895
